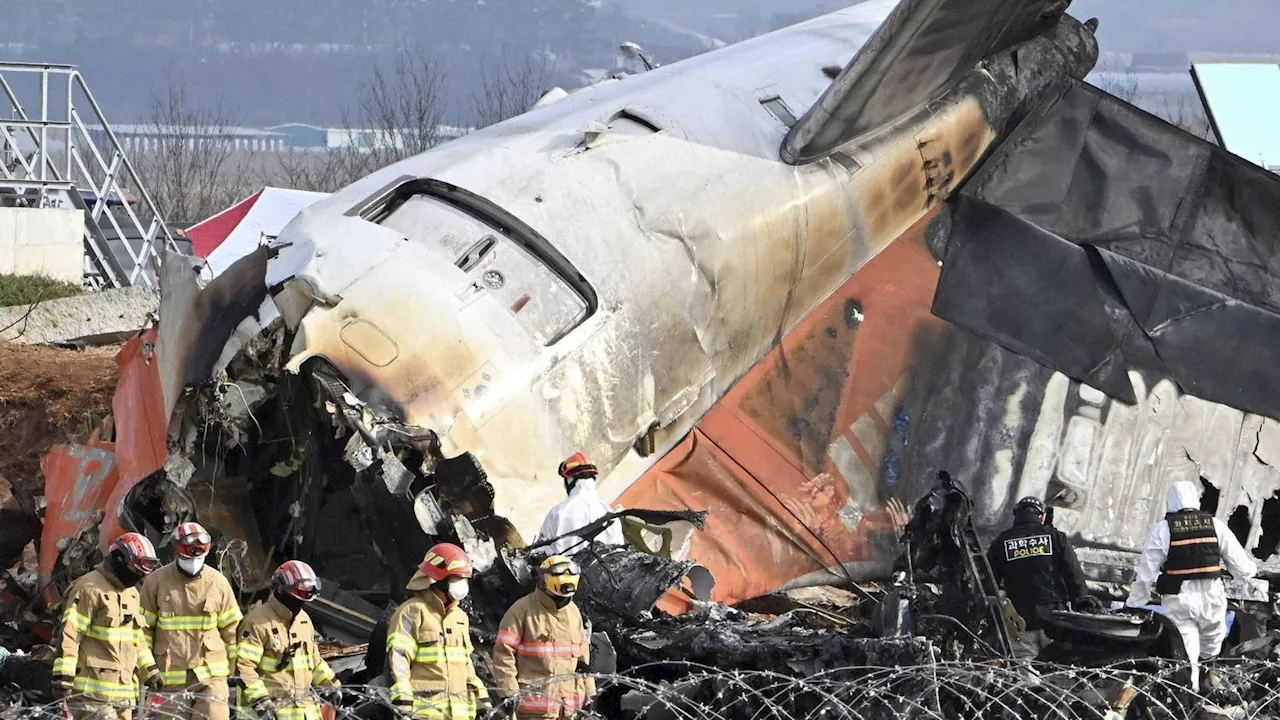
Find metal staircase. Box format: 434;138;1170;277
0;62;177;288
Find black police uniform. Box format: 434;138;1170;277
987;518;1088;630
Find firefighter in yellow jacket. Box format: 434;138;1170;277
386;543;489;719
492;556;594;719
139;522;242;720
234;560;338;720
52;532;165;720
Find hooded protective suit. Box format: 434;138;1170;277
1126;481;1257;689
533;479;624;556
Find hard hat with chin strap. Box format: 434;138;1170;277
539;555;581;598
172;522;212;559
1014;496;1046;516
420;543;473;582
558;452;597;493
109;532;160;576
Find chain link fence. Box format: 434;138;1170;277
6;658;1280;719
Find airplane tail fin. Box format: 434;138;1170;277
782;0;1075;164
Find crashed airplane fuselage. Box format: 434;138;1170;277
41;0;1280;613
233;1;1096;600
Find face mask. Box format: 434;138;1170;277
177;556;205;577
447;579;469;602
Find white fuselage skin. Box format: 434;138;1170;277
267;0;1013;541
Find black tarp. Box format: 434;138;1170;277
933;79;1280;419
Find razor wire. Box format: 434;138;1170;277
6;659;1280;719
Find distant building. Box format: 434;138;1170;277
324;125;472;151
266;123;472;152
266;123;328;150
85;124;289;153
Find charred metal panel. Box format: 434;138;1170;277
576;547;697;619
783;1;1088;163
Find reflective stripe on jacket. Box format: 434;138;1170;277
53;565;156;703
140;563;243;685
492;590;593;718
386;572;487;720
1158;510;1223;592
233;595;336;720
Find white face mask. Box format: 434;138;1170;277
177;556;205;576
447;579;469;602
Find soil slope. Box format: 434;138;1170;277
0;342;118;500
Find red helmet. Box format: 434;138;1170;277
272;560;321;602
108;532;160;576
557;452;597;481
419;543;472;582
172;522;212;559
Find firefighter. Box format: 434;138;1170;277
234;560;339;720
986;496;1094;660
139;522;242;720
386;543;489;719
51;532;165;720
533;453;624;556
492;555;594;719
1126;480;1258;691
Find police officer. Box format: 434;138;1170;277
987;496;1093;660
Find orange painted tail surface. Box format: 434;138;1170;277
39;328;169;600
622;220;942;611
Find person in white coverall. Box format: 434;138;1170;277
533;452;625;556
1125;480;1258;691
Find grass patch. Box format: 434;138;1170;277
0;274;85;307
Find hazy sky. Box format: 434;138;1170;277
1067;0;1278;55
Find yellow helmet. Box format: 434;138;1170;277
539;555;581;598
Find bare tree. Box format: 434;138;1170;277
1091;64;1141;104
352;46;449;168
255;47;452;193
471;49;556;129
1154;96;1212;140
256;148;368;194
132;78;252;224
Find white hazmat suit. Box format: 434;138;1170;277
1125;481;1257;690
534;478;626;556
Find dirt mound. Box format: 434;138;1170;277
0;342;119;499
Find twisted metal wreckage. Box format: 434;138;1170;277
6;0;1280;714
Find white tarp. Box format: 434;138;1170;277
193;187;328;278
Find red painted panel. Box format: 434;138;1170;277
623;219;943;608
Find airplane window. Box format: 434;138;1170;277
373;185;593;346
